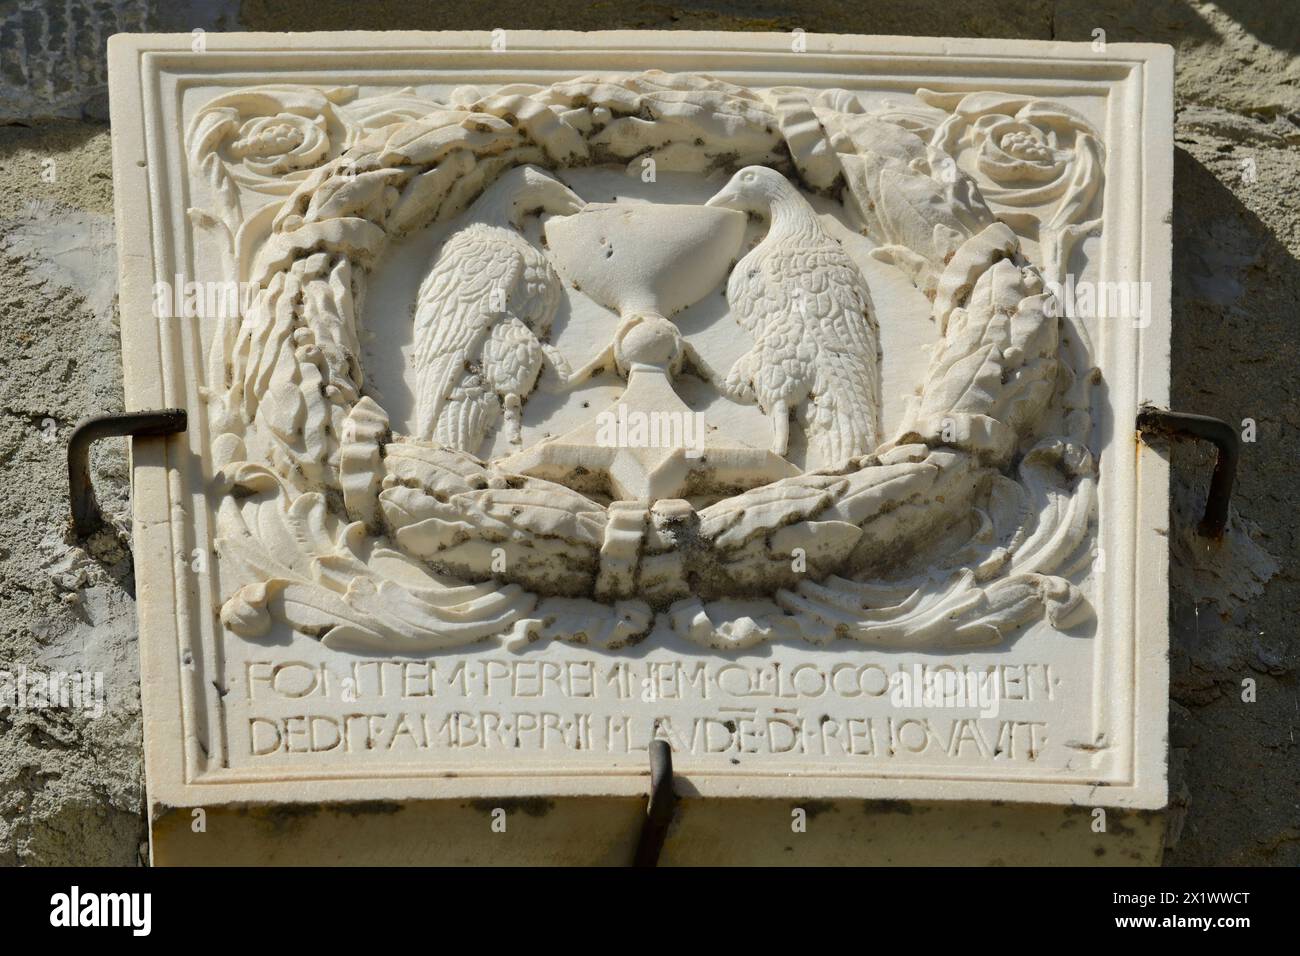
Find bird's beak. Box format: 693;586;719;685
554;190;585;215
705;185;740;209
534;180;585;216
544;179;586;216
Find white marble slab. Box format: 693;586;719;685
107;31;1173;825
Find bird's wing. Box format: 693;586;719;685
412;224;523;452
480;243;560;398
794;244;882;466
717;246;793;404
515;242;564;339
726;247;790;336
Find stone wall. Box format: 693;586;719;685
0;0;1294;865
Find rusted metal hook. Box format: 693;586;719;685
68;409;187;538
1136;406;1238;539
633;739;676;866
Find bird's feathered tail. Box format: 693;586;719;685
411;230;508;451
804;343;880;468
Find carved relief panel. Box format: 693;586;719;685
109;33;1173;815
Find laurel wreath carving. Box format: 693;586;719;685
188;71;1102;652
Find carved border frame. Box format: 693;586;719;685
109;32;1172;811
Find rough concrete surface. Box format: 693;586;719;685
0;0;1295;866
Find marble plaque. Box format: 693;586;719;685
108;31;1173;818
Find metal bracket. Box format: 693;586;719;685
633;739;676;867
68;409;188;538
1136;406;1238;539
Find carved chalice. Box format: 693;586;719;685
498;201;799;501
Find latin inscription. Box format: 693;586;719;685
238;657;1061;764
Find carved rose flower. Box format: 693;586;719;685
965;110;1076;187
190;85;451;196
918;91;1101;194
908;90;1104;280
188;86;362;194
226;112;330;175
920;90;1102;206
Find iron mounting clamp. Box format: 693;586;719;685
1135;406;1239;539
68;409;188;538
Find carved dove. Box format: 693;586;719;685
412;165;584;455
706;165;882;469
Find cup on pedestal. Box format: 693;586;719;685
500;201;798;501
